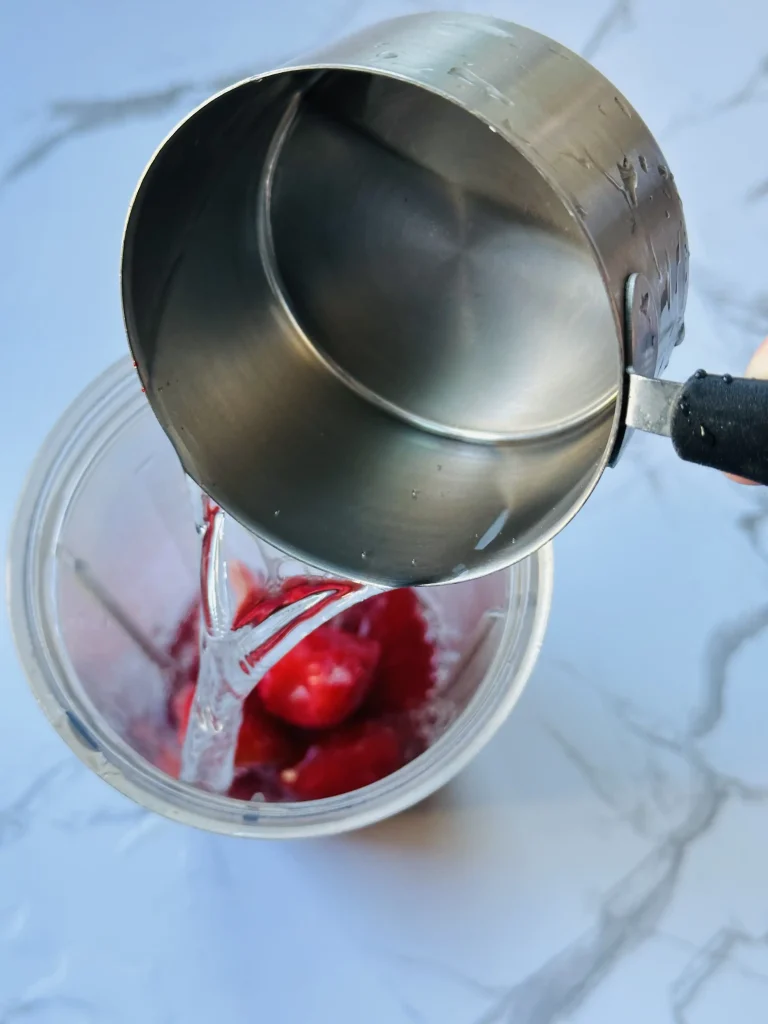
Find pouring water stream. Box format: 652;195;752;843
180;486;383;792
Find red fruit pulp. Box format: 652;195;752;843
166;600;200;694
172;681;304;770
232;575;363;669
236;691;306;769
259;625;380;729
168;577;437;802
338;589;436;712
171;682;195;739
280;721;404;801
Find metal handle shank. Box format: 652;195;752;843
626;371;768;485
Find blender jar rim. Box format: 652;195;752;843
7;357;554;838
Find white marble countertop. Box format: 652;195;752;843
2;0;768;1020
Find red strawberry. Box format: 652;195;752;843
280;720;403;800
155;747;182;779
228;561;266;607
236;691;306;768
259;625;380;729
167;600;200;672
229;767;287;803
165;600;201;722
175;683;304;769
336;590;435;713
231;575;362;649
171;682;196;741
229;568;271;630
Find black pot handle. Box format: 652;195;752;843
667;371;768;484
625;371;768;484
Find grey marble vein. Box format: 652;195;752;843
659;928;768;983
688;603;768;737
388;672;768;1024
115;811;162;854
51;803;149;831
0;905;29;942
400;999;430;1024
664;54;768;136
580;0;633;61
711;55;768;115
0;761;78;847
670;926;768;1023
1;85;196;186
544;725;623;812
570;683;686;824
0;760;148;846
543;724;650;836
0;59;281;187
1;0;366;190
692;272;768;348
472;760;727;1023
736;494;768;562
647;757;678;816
388;952;507;1000
1;996;97;1023
386;765;722;1021
745;177;768;204
620;439;666;497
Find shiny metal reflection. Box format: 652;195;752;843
122;13;687;585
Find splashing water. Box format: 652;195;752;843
179;488;381;792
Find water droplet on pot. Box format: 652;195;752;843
699;424;716;447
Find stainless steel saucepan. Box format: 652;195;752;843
121;12;768;587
